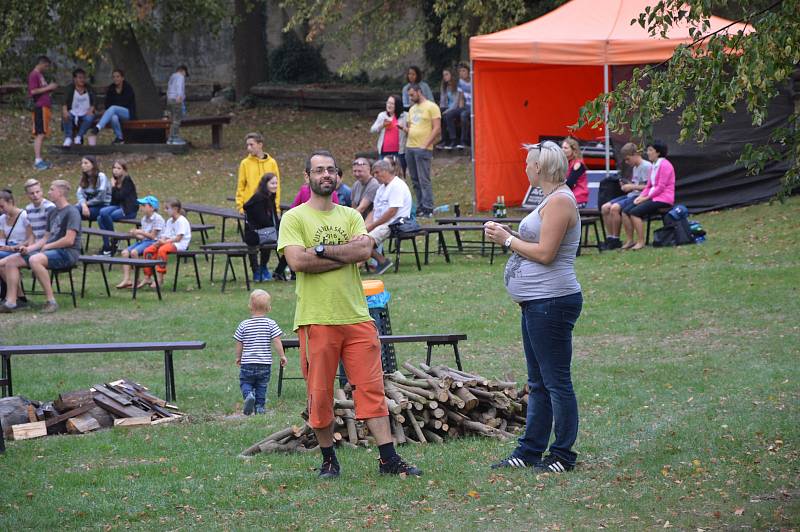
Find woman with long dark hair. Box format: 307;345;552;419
243;172;280;282
76;155;110;221
371;94;408;178
97;159;138;254
484;141;583;474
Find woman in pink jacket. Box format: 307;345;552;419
621;140;675;250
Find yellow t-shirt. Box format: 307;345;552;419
277;203;371;330
406;100;441;150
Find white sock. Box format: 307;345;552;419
35;158;42;163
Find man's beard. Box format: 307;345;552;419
309;178;335;196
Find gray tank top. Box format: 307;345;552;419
504;189;582;303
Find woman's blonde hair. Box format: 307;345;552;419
562;136;581;161
527;141;568;185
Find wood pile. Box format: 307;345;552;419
242;363;527;456
3;379;183;441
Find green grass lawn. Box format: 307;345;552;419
0;104;798;530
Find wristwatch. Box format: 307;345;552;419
503;235;514;249
314;244;325;257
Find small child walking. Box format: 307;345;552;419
234;289;286;415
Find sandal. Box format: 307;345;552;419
621;242;636;250
631;243;645;251
115;281;133;289
136;279;151;289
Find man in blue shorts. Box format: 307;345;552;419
0;180;82;313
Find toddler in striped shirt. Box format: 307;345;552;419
234;289;286;415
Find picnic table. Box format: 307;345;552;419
182;203;244;243
199;242;277;292
81;226;133;255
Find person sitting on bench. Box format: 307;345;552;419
76;156;110;222
141;198;191;289
0;180;82;314
115;195;165;289
94;69;136;145
365;159;412;275
600;142;652;250
61;68;96;147
0;189;34;301
98;159;139;255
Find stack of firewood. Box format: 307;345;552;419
242;363;527;456
5;379;183;441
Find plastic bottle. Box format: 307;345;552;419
432;204;450;214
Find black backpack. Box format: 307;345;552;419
653;216;695;247
597;178;623;208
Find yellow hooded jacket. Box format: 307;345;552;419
235;153;281;214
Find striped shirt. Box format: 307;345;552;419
233;316;283;365
25;200;56;240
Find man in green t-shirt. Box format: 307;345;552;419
404;83;441;217
278;150;422;479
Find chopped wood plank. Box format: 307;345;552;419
114;416;152;427
66;413;101;434
92;384;133;406
26;404;38;422
151;415;182;426
54;390;94;412
44;403;95;427
133;390;167;408
12;421;47;440
93;393;149;418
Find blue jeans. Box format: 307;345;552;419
63;113;95;139
81;204;105;222
21;249;76;270
97;106;130;139
127;239;155;255
239;364;272;409
514;292;583;465
98;205;138;250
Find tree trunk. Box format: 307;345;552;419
109;26;161;119
234;0;268;100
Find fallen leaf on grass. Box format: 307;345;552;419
467;490;480;499
734;507;745;516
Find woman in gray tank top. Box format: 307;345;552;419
484;141;583;474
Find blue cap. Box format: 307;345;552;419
137;195;160;209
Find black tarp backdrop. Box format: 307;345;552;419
610;65;795;213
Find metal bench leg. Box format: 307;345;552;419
53;270;61;293
132;267;140;300
242;255;251;290
452;342;463;371
212;124;222;149
1;354;9;397
424;232;430;265
593;221;602;253
277;364;284;397
192;255;201;289
0;418;5;453
164;350;176;402
153;269;163;301
173;255;181;292
221;256;231;293
394;236;401;273
96;264;109;297
412;236;422;271
81;262;89;298
68;268;77;307
2;355;12;397
425;343;433;366
490;242;495;265
439;232;451;263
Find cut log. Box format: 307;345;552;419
44;403;95;428
385;398;402;414
387;371;432;389
26;404;38;422
151;415;183;426
114;416;152;427
12;421;47;440
454;387;479;411
431;408;446;419
391;417;407;444
391;382;433;402
241;426;295;456
66;413;101;434
406;412;426;443
422;429;444;443
54;390;94;412
446;389;466;409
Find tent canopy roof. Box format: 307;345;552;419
469;0;749;65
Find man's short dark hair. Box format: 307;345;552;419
177;65;189;76
36;55;51;65
647;139;668;158
407;83;421;93
245;132;264;144
72;68;86;78
458;63;470;72
305;150;337;174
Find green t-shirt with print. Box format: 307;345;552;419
278;203;371;330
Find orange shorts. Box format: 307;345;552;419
31;106;51;136
298;321;388;429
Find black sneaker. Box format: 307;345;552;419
379;455;423;476
112;137;125;145
374;259;393;275
490;455;537;469
318;457;341;479
533;454;574;474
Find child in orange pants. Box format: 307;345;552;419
141;198;191;288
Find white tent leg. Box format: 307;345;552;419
471;59;477;211
604;63;610;177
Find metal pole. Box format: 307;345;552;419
604;63;611;177
470;59;477;212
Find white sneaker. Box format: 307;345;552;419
63;137;72;147
74;135;82;145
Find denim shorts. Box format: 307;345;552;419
611;195;635;209
23;248;76;270
127;239;156;254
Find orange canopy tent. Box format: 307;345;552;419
468;0;748;211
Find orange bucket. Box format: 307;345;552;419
362;280;385;296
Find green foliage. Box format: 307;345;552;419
278;0;567;77
269;31;331;83
0;0;229;81
576;0;800;200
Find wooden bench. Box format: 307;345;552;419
275;333;467;396
79;255;166;300
28;264;79;308
182;116;232;149
81;226;133;255
0;341;206;402
200;242;277;292
182;203;244;243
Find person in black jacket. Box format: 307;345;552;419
97;159;138;254
95;69;136;144
243;173;279;282
61;68;96;147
